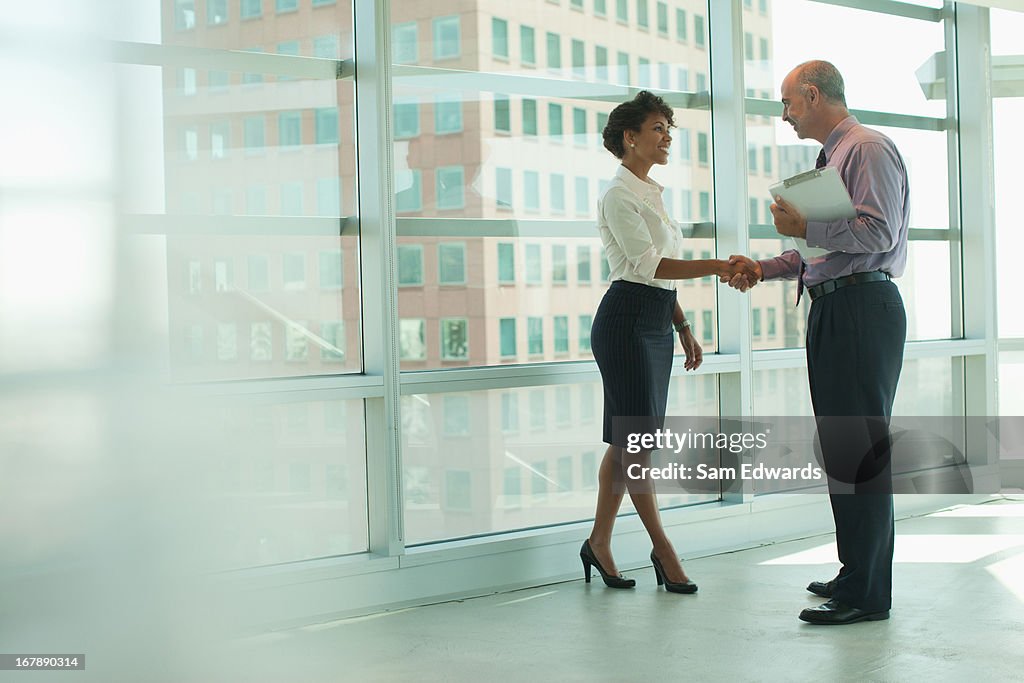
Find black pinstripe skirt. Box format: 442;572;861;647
591;280;676;447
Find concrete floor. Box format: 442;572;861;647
235;497;1024;682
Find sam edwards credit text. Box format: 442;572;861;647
626;463;824;481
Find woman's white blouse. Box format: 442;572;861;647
597;165;684;291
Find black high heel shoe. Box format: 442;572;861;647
580;540;635;589
650;551;698;594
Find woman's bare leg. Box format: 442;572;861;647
587;445;626;575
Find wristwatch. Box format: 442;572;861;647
673;319;691;333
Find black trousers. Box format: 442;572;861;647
806;279;906;612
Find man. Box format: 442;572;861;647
728;60;909;625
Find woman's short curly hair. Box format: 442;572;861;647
602;91;675;159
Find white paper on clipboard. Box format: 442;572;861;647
769;166;856;259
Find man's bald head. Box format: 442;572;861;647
792;60;847;107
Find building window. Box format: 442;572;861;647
554;316;569;354
394;100;420;139
521;25;536;65
210;121;229;160
494;94;511;132
694;14;705;48
440;318;469;360
577;245;592;282
696;72;707;92
595;45;608;81
436;166;465;210
676;8;687;41
318;250;342;289
697;132;709;165
616;51;630;85
432;16;461;60
523;98;538;136
595;0;607;16
503;467;521;503
496;167;513;209
502;392;519;432
498;242;515;283
546;32;561;71
216;323;237;361
492;18;509;59
548;103;564;143
214;259;233;292
500;318;517;357
636;0;649;29
579;315;593;351
276;0;298;12
550;174;566;214
701;310;713;343
656;2;668;34
571;39;585;78
393;22;418;64
183;126;198;161
278;111;301;148
759;37;769;63
552;244;568;283
243;116;264;153
443;396;470;436
748;143;758;172
399;319;426;360
206;0;227;25
659;62;670;89
250;322;272;361
767;307;777;337
444;470;471;511
526;244;542;283
313;34;339;59
699;192;710;221
315;107;339;145
524;171;540;212
616;0;628;23
434;96;462;134
397;244;424;286
173;0;195;30
320;321;346;361
744;32;754;61
396;170;422;212
638;57;651;87
575;176;590;215
749;198;759;224
532;461;549;499
438;242;466;284
763;146;773;175
752;308;762;338
283;253;306;291
528;317;544;355
529;389;546;429
573;107;587;146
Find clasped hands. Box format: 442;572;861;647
717;195;807;292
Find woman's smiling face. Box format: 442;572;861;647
624;113;673;166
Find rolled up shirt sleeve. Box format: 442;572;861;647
758;249;802;281
804;143;904;254
602;187;665;282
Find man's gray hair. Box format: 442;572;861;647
796;60;847;106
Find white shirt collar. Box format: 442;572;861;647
616;164;664;195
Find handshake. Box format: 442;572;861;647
717;255;762;293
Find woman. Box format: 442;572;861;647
581;91;752;593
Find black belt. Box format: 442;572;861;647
807;271;891;301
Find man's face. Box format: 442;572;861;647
780;73;811;139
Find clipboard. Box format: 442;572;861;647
768;166;856;259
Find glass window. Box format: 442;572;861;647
500;318;517;357
524;171;540;212
315;108;339;145
552;244;568;283
216;323;237;361
523;99;538;136
546;32;561;71
528;317;544;355
394;101;420;139
636;0;649;29
694;14;705;48
432;16;461;60
393;22;418;64
243;116;265;153
498;242;516;283
240;0;261;19
595;45;609;81
496;167;513;209
572;108;587;145
577;245;591;282
579;315;593;352
399;319;426;360
616;51;630;85
526;244;542;284
318;250;342;289
697;132;708;165
571;39;585;78
434;96;462;134
492;18;509;59
396;170;422;212
283;253;306;291
616;0;628;23
174;0;196;30
595;0;607;16
207;0;227;25
657;2;668;34
548;103;563;143
521;25;536;65
676;8;687;41
440;318;469;360
438;243;466;284
398;244;424;286
276;0;298;12
436;166;465;210
575;177;590;215
550;174;566;214
278;112;301;148
313;35;339;59
554;316;569;354
494;94;511;132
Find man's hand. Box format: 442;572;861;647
770;195;807;238
720;254;762;292
679;327;703;371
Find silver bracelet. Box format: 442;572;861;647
673;319;690;333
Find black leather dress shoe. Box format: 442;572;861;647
806;579;836;598
799;599;890;625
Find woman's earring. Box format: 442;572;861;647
630;143;635;148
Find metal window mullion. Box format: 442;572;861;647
709;0;753;504
354;0;405;557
